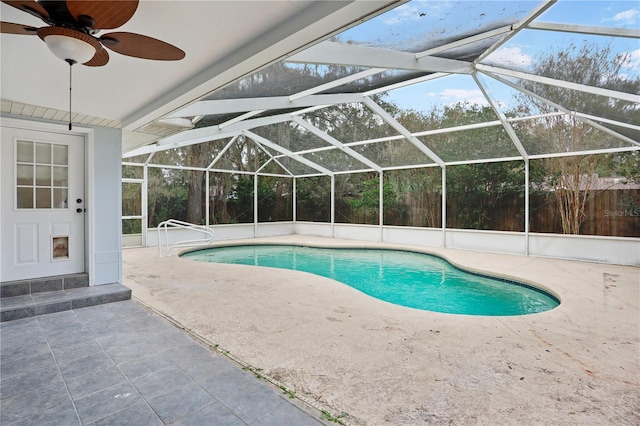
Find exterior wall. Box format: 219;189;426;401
528;233;640;265
333;224;381;242
256;222;295;237
445;229;526;255
294;222;333;238
0;116;122;285
383;226;444;247
90;126;122;285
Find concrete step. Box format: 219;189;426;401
1;273;90;298
0;283;131;322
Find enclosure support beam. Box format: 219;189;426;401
331;175;336;238
254;173;258;238
293;178;297;224
441;167;446;248
525;160;530;256
205;170;210;227
289;41;472;74
527;21;640;39
142;164;148;247
476;64;638;103
379;171;384;242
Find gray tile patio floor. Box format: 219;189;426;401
0;300;326;425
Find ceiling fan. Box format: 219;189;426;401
1;0;185;129
0;0;185;66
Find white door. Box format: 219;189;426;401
1;126;85;281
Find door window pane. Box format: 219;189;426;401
17;140;33;162
17;187;33;208
53;145;68;165
53;188;68;208
53;166;68;187
36;165;51;186
36;143;51;164
36;188;51;208
17;164;33;185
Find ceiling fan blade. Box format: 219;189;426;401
84;48;109;67
2;1;49;21
100;32;185;61
1;21;38;34
66;0;138;30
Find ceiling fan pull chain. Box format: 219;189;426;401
66;59;76;131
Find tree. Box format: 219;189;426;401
184;143;210;225
519;43;640;234
348;175;405;224
296;176;331;222
447;161;524;230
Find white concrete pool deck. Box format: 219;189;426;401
123;236;639;425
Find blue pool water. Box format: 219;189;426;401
181;245;559;316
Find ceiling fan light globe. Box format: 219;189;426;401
44;35;96;64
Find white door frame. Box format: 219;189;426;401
1;117;96;285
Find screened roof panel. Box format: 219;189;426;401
484;30;640;94
252;122;331;153
538;0;639;28
150;140;234;168
522;83;640;126
300;149;373;172
273;156;321;176
195;113;251;127
418;125;521;162
123;154;150;164
301;103;401;143
332;0;535;54
432;34;507;62
351;138;436;168
258;158;290;176
592;121;639;143
512;118;634;156
203;63;368;101
388;74;500;132
479;76;560;119
251;108;305;120
214;138;268;172
320;69;431;95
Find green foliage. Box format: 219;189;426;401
147;167;188;227
227;176;254;223
296;176;331;222
348;175;405;224
447;162;525;230
320;410;346;424
384;168;442;227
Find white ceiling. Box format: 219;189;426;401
0;0;400;149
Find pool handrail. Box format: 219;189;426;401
157;219;215;257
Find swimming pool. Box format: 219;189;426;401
181;245;559;316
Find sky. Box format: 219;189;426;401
335;0;640;114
